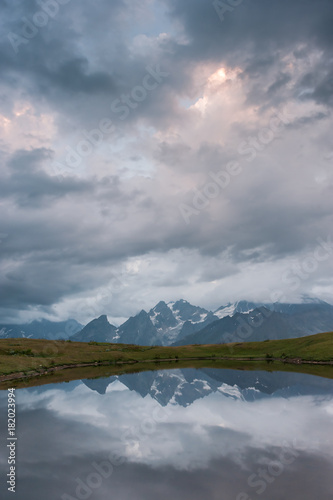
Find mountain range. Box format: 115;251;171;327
0;318;82;340
71;299;220;344
72;298;333;345
1;298;333;345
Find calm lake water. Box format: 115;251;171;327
1;368;333;500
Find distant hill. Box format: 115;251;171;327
70;315;117;343
0;319;82;340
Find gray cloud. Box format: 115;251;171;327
0;0;333;322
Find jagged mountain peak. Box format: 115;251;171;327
71;314;116;343
149;301;172;317
148;301;177;332
169;299;209;321
167;299;191;310
96;314;109;323
214;300;263;319
137;309;149;318
112;309;162;346
153;300;168;309
170;299;193;309
173;299;189;305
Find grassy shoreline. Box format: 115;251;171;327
1;359;333;390
0;331;332;388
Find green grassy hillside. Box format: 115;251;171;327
0;331;332;387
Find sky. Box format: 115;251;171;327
0;0;333;325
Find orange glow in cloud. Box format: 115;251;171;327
208;67;227;85
0;115;11;128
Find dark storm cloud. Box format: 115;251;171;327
0;145;332;315
166;0;333;57
164;0;333;107
0;0;178;133
0;0;332;127
266;72;292;96
0;0;333;319
285;111;328;129
309;68;333;107
0;148;91;207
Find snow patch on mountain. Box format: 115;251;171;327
214;304;237;319
193;379;211;391
149;310;160;326
192;312;208;323
112;331;120;341
217;383;243;400
214;301;255;319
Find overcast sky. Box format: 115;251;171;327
0;0;333;325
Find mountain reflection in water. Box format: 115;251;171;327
0;368;332;500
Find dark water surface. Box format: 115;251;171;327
0;368;333;499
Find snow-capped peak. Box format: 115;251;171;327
214;301;257;319
214;303;238;319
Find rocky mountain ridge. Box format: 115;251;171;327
2;298;333;345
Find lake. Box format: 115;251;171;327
1;368;333;499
